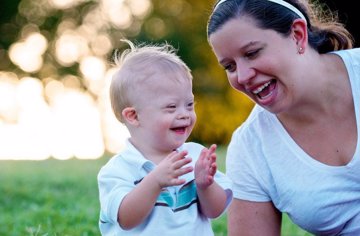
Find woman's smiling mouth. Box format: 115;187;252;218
252;79;276;100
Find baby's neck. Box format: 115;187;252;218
144;153;170;164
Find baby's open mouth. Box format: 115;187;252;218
171;127;186;133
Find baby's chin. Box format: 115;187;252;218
168;141;186;151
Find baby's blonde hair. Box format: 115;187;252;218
110;39;193;123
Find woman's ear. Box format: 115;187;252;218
122;107;139;126
291;19;308;54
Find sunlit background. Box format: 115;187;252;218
0;0;151;160
0;0;358;160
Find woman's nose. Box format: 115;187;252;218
236;62;255;85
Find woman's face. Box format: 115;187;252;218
209;16;301;114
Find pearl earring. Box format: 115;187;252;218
298;47;304;54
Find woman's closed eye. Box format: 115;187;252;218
222;49;262;72
223;62;236;72
245;48;261;59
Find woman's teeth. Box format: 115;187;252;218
253;81;271;95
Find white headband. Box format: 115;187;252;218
214;0;307;23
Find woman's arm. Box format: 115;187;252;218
228;199;282;236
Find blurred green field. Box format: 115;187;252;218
0;147;311;236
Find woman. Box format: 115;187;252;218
207;0;360;235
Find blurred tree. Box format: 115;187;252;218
132;0;254;144
0;0;253;149
324;0;359;47
126;0;360;144
0;0;358;156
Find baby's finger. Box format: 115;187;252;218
173;157;192;169
209;153;217;163
171;178;186;186
177;166;193;177
199;147;209;161
208;144;217;155
209;163;217;175
171;150;188;161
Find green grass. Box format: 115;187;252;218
0;158;107;236
0;149;312;236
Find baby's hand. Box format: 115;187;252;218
195;144;217;190
152;151;193;188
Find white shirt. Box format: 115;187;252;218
226;48;360;235
98;140;233;236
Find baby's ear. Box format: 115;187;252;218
122;107;139;126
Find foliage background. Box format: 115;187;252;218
0;0;357;235
1;0;357;155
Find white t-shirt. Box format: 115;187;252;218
98;140;233;236
226;48;360;235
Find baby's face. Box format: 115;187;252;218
133;72;196;152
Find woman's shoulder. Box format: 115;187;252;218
331;48;360;64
